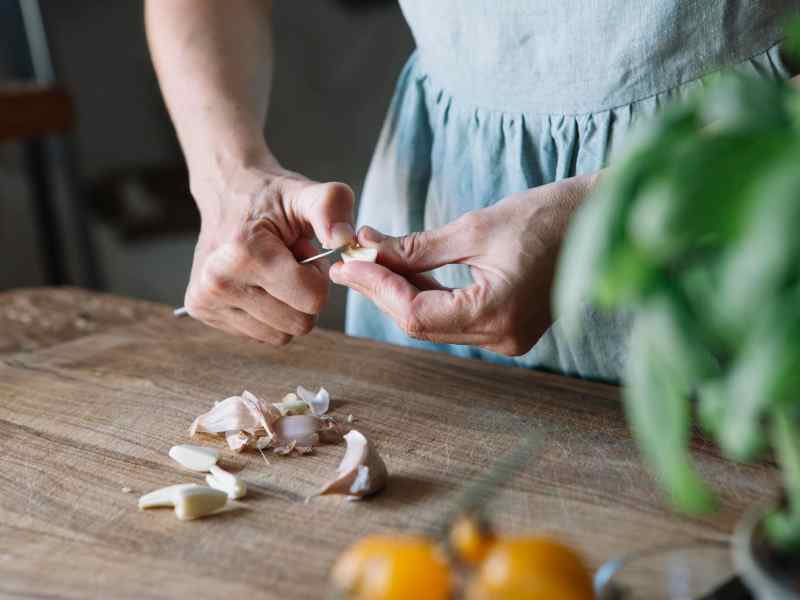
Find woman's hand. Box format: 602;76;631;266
185;160;356;344
330;175;597;356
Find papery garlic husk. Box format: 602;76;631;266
225;430;253;453
318;430;387;499
190;390;280;440
296;386;330;416
341;245;378;263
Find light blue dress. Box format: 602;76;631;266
346;0;794;382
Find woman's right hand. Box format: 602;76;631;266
184;161;356;345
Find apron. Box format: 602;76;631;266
346;0;794;382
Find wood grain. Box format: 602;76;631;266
0;83;74;142
0;287;169;357
0;290;780;599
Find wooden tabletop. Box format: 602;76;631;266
0;288;778;599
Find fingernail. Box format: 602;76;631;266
329;262;344;284
359;226;386;245
328;223;356;249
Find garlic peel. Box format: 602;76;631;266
318;430;387;499
296;386;330;416
206;465;247;500
169;444;221;472
138;483;200;509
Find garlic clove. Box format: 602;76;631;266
138;483;200;509
297;386;330;416
318;430;388;499
168;444;221;472
341;245;378;263
205;465;247;500
173;486;228;521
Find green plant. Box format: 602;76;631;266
555;30;800;550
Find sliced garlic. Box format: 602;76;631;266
296;386;330;416
173;486;228;521
168;444;221;472
138;483;200;509
318;430;387;499
341;245;378;263
205;465;247;500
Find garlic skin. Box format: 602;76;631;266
296;386;330;416
173;486;228;521
168;445;221;472
341;245;378;263
205;465;247;500
318;430;388;499
138;483;200;509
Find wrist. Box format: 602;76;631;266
188;142;286;219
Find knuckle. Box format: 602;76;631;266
401;306;426;339
295;314;316;336
397;232;425;264
271;332;292;347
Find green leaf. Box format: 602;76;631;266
713;141;800;336
720;304;800;461
624;293;718;514
765;403;800;550
554;105;698;327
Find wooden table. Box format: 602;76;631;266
0;288;778;598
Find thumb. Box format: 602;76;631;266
291;181;356;249
358;219;476;274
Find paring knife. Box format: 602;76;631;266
173;245;347;318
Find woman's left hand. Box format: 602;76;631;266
329;174;597;356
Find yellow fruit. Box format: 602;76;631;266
466;537;594;600
450;515;497;565
331;535;451;600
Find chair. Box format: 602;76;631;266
1;0;103;288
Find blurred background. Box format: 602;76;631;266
0;0;414;330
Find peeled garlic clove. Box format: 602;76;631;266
205;465;247;500
273;415;323;445
341;245;378;263
319;430;387;499
297;385;330;416
169;444;221;472
138;483;200;509
173;486;228;521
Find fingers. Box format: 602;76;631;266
222;308;292;346
242;233;330;315
285;180;356;249
235;287;316;337
357;212;485;274
330;261;495;346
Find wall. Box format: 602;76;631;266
0;1;414;330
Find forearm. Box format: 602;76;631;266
145;0;276;201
